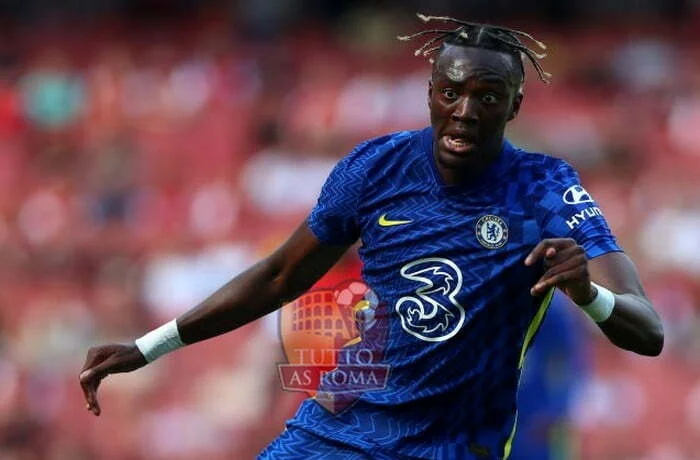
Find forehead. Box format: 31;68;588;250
433;45;519;85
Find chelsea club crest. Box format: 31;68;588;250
475;215;508;249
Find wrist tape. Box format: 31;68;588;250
578;282;615;323
134;319;185;363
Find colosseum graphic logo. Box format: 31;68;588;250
278;281;390;414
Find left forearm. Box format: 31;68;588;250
596;293;664;356
526;245;664;357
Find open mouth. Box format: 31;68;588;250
441;134;476;154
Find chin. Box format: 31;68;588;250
437;148;481;169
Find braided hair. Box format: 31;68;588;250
398;14;551;84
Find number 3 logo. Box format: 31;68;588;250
395;258;466;342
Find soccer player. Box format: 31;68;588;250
79;15;663;459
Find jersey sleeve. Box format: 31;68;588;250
307;142;368;245
537;160;622;259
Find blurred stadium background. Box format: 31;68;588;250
0;0;699;458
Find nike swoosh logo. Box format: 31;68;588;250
378;214;412;227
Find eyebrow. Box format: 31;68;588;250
475;77;508;87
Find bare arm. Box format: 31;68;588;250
587;252;663;356
79;220;351;415
177;222;349;344
527;239;663;357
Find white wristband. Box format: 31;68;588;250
577;282;615;323
134;319;185;363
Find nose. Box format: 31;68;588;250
451;97;478;124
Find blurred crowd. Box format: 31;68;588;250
2;5;700;459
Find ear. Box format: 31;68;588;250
428;80;433;108
508;91;523;121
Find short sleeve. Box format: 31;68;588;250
537;160;622;259
307;143;367;245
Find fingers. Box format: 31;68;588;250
79;349;114;417
78;344;147;417
80;366;109;416
530;252;587;296
525;238;577;266
541;244;583;268
80;367;106;416
530;265;588;296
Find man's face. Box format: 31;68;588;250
429;44;523;171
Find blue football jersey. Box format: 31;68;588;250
282;127;620;459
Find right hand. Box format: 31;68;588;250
79;344;147;416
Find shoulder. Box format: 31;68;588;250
505;144;592;223
510;144;573;178
508;143;582;191
322;129;422;196
341;129;423;170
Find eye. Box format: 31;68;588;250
481;93;500;104
441;89;458;101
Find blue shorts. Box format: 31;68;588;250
258;426;373;460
